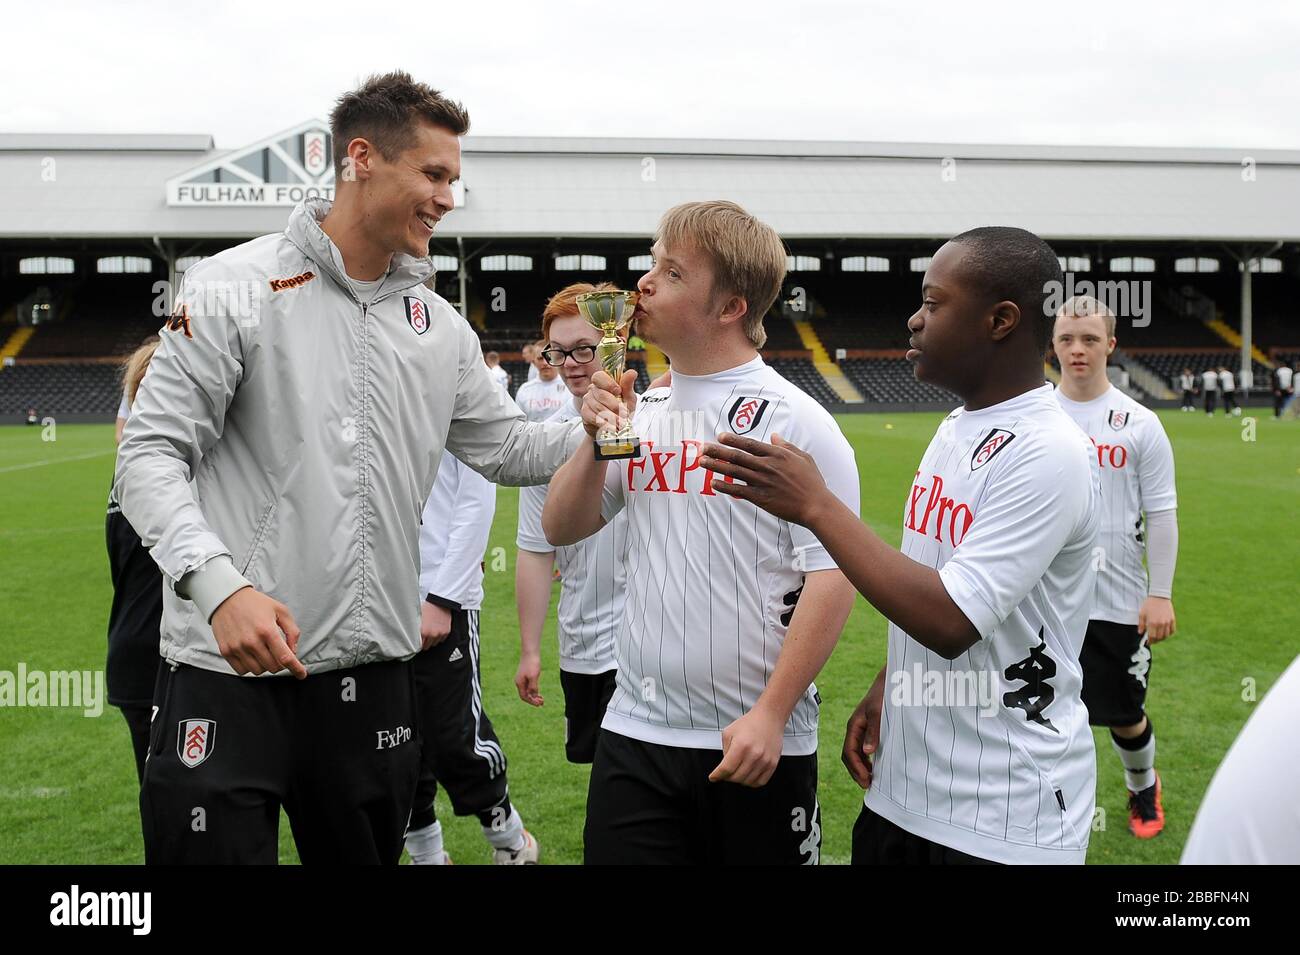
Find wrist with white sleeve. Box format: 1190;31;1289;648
1144;508;1178;599
176;555;252;623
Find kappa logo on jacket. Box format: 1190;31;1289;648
177;718;215;768
268;270;316;292
405;296;430;335
165;303;192;339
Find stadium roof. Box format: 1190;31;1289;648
2;123;1299;244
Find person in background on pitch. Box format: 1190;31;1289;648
115;72;579;865
1053;295;1179;839
1272;362;1294;419
405;453;540;865
1218;365;1240;416
515;283;626;765
484;350;511;393
515;336;569;422
1177;367;1196;412
522;342;540;383
106;337;162;782
1200;365;1219;416
698;227;1101;864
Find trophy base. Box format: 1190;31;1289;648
594;436;641;461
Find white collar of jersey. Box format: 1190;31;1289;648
960;382;1055;418
1054;383;1114;408
668;354;765;385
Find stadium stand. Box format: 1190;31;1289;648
840;358;959;404
0;361;122;416
766;358;841;405
1126;350;1273;392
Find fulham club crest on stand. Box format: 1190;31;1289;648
970;428;1016;471
404;296;430;335
1107;410;1130;431
178;719;216;768
728;396;771;436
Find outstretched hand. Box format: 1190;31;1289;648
700;432;831;527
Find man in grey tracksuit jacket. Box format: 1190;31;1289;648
115;196;579;863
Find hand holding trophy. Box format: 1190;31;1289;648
575;289;642;460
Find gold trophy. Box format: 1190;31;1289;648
575;289;641;460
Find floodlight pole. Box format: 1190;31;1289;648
1239;244;1252;394
457;236;468;320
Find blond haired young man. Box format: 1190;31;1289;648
1052;296;1179;839
544;201;859;864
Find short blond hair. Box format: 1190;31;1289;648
655;200;787;349
1057;294;1116;338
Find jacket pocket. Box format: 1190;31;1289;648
239;501;278;575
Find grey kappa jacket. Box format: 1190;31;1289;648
114;198;580;675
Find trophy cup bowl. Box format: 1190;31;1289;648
575;289;642;460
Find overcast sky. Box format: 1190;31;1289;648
4;0;1298;150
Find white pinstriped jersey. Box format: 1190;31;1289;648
515;376;568;422
517;399;623;675
865;385;1101;864
597;356;860;755
1054;386;1177;625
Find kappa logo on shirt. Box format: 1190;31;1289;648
1107;409;1130;431
727;396;771;436
1002;630;1058;733
268;270;316;292
177;718;215;768
405;296;430;335
970;428;1015;471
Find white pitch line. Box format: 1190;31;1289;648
0;450;116;474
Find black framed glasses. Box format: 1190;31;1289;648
542;344;597;366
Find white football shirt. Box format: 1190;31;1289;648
1177;373;1194;392
1219;370;1236;393
515;376;569;422
1276;367;1293;391
593;355;860;755
488;364;510;392
865;384;1101;865
517;398;623;675
1201;370;1219;392
419;453;496;612
1181;655;1300;864
1054;386;1177;624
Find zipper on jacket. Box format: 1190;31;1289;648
352;300;371;667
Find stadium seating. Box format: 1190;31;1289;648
766;358;842;405
840;358;959;404
0;362;122;415
1126;351;1273;391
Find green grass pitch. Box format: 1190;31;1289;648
1;409;1296;864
